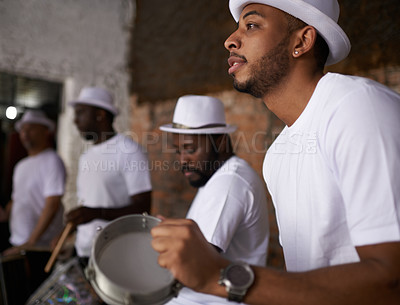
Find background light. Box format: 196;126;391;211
6;106;18;120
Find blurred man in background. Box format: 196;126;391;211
0;110;65;256
66;86;152;266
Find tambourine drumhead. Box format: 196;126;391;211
86;214;178;305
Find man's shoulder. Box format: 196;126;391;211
115;133;144;151
39;149;66;172
212;156;263;186
219;156;256;174
323;73;399;100
315;73;400;126
41;149;64;162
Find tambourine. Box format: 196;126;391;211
85;214;181;305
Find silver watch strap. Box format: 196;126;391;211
228;289;246;302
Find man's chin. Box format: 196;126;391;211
21;142;32;151
81;132;97;141
188;179;207;188
188;175;210;188
233;79;263;99
233;78;250;93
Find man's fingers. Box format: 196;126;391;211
155;217;195;226
151;236;170;253
151;218;198;238
155;214;166;221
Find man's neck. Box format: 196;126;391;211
27;145;50;156
263;70;324;127
94;129;116;145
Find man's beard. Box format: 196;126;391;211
182;156;222;188
232;35;291;98
183;168;214;188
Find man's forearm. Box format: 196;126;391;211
0;201;13;222
28;196;61;246
205;243;400;305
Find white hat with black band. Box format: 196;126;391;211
160;95;237;135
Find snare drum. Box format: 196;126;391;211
85;214;180;305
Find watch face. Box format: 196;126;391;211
226;264;253;288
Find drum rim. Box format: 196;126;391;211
87;214;176;305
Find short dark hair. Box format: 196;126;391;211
313;34;329;70
285;14;329;70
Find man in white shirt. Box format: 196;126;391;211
66;87;152;264
0;110;65;256
160;95;269;304
151;1;400;304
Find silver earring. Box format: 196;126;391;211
294;50;299;55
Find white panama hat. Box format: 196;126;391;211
69;87;119;116
229;0;351;66
15;110;55;132
160;95;237;134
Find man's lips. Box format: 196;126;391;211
182;168;199;178
228;55;246;75
184;171;194;177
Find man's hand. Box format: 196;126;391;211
151;218;229;294
0;206;8;222
2;241;34;256
0;201;12;222
65;206;100;228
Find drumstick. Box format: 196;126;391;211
44;222;73;273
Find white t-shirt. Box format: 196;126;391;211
10;148;66;247
264;73;400;272
75;133;152;257
168;156;269;305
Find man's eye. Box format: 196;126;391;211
246;23;256;30
181;148;196;155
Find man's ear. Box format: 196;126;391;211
292;25;318;59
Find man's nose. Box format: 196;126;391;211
224;30;240;51
179;152;189;165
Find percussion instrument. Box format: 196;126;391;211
0;249;51;305
26;257;103;305
85;214;181;305
44;222;74;273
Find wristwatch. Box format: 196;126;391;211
218;262;254;303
